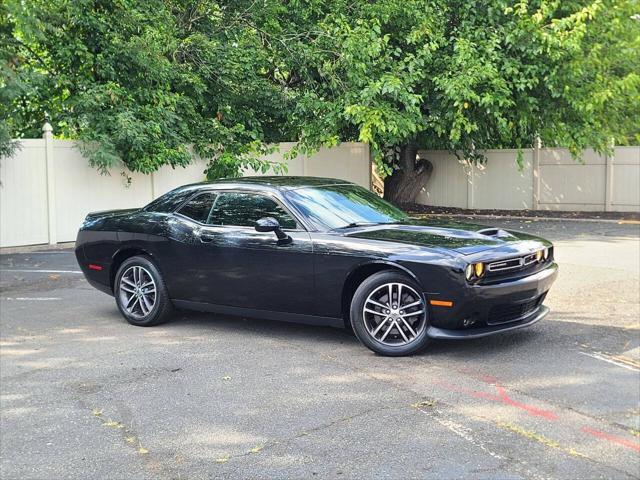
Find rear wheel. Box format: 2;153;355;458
115;256;173;326
350;271;430;356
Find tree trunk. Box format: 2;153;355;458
383;142;433;205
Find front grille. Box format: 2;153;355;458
487;295;545;325
488;258;522;272
488;253;538;274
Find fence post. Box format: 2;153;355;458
150;171;156;201
368;145;373;192
43;121;57;245
532;136;541;210
604;139;614;212
466;160;474;209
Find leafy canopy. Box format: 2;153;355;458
1;0;638;178
269;0;640;173
1;0;290;176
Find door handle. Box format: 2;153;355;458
194;228;216;243
199;233;216;243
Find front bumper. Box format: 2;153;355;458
427;305;549;339
425;263;557;338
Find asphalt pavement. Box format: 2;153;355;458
1;218;639;479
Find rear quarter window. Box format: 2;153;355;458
176;193;217;223
144;187;196;213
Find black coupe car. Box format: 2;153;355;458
75;176;557;356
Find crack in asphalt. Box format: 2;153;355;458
219;404;396;479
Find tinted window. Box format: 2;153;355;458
208;193;297;229
176;192;217;223
144;187;200;213
284;184;408;230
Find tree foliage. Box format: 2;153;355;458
1;0;638;202
265;0;639;201
1;0;290;176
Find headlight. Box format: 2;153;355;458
465;264;474;280
535;250;543;262
465;262;485;281
543;247;549;260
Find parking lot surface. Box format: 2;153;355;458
1;218;639;479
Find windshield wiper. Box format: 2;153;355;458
376;220;409;225
333;222;378;230
334;220;407;230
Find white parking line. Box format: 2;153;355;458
0;269;82;274
14;251;73;254
5;297;62;301
579;351;640;372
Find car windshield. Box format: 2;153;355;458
284;184;409;230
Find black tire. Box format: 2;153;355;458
350;270;431;356
114;255;173;327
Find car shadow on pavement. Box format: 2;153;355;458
162;310;636;359
171;310;358;340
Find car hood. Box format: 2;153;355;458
345;218;544;255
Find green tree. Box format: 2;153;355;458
2;0;638;203
270;0;640;202
1;0;290;176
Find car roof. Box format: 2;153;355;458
183;176;356;192
143;176;360;213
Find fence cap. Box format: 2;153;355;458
42;122;53;135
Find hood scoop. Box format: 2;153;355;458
346;223;522;255
476;228;514;239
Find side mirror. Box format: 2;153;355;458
255;217;290;242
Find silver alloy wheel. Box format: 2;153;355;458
362;282;426;346
118;265;157;319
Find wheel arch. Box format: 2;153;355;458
110;247;154;291
341;261;423;328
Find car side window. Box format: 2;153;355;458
176;192;217;223
207;192;298;229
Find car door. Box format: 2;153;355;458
165;190;315;314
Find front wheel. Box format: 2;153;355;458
350;271;430;356
114;256;173;327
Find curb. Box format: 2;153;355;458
409;213;640;225
0;242;76;255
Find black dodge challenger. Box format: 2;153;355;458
75;176;557;356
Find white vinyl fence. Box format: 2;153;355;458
2;124;637;248
417;145;640;213
0;124;371;247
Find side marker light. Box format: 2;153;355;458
430;300;453;307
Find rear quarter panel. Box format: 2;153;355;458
76;211;171;293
